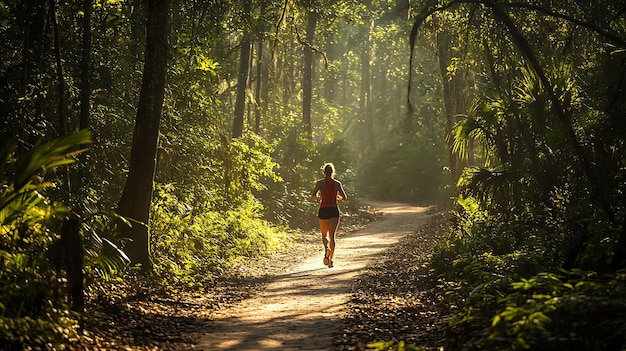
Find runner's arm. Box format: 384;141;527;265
337;181;347;201
311;181;322;201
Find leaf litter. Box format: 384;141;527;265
79;206;380;350
333;210;453;351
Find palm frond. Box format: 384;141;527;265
458;166;521;207
13;129;91;191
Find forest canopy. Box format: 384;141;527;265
1;0;625;349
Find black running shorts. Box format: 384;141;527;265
318;207;340;219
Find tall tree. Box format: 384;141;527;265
50;0;66;137
117;0;169;271
359;20;374;155
302;9;317;138
436;29;474;182
253;2;266;134
232;0;252;138
79;0;92;130
18;0;47;145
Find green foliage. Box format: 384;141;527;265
0;313;80;350
1;0;623;348
366;340;424;351
433;232;626;350
465;270;626;350
81;205;131;301
0;130;90;347
358;138;449;203
226;134;282;202
150;183;290;291
431;177;625;350
260;121;320;228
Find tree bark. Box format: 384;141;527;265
117;0;169;271
437;29;474;182
50;0;74;202
437;31;461;182
50;0;66;136
232;0;252;138
359;21;373;157
324;39;336;103
18;0;46;154
79;0;92;130
302;11;317;139
254;29;264;134
253;0;268;135
128;0;143;73
232;32;251;138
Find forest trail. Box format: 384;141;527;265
195;201;432;350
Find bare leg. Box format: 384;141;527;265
319;219;330;248
327;217;340;261
319;219;332;266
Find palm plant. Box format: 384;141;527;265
0;130;128;346
450;66;580;212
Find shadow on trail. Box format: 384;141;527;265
198;266;360;350
200;316;335;350
196;203;432;350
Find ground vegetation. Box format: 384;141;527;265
1;0;625;349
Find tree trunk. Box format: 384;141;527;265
359;22;373;157
128;0;143;72
281;35;296;105
232;0;252;138
438;32;458;182
50;0;73;203
324;37;336;103
437;30;473;182
18;0;46;154
125;0;143;103
253;0;269;135
50;0;66;136
75;0;92;199
60;214;84;314
117;0;169;271
302;11;317;139
232;32;251;138
79;0;92;130
341;54;348;106
380;62;387;124
254;27;264;134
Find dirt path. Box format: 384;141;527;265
195;201;432;350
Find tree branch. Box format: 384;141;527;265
502;2;626;49
409;0;466;110
294;22;329;69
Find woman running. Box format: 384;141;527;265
311;163;347;268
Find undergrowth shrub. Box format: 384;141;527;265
0;131;91;348
261;128;318;228
150;184;290;291
431;191;626;350
357;139;449;203
468;270;626;350
0;313;80;350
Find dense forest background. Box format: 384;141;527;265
1;0;626;349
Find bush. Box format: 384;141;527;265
0;131;90;348
150;184;290;291
431;190;626;350
357;139;449;203
478;270;626;350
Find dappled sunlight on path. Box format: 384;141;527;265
196;201;432;350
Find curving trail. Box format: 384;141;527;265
196;201;432;350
